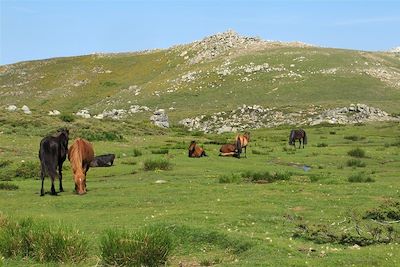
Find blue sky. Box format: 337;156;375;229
1;0;399;65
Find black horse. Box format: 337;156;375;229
289;129;307;149
90;154;115;167
39;128;69;196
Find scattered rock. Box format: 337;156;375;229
48;110;61;116
76;109;91;119
150;109;169;128
21;105;31;114
6;105;18;112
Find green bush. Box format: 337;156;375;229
348;173;374;183
363;200;400;221
0;216;88;264
100;225;173;267
347;159;366;167
218;173;242;183
59;113;75;122
316;143;328;147
15;161;40;179
80;130;124;141
143;159;172;171
0;182;18;190
347;148;366;158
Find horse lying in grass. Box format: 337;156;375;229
68;138;94;195
289;129;307;149
39;128;69;196
219;141;241;158
188;141;207;157
90;154;115;167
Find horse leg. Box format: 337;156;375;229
303;138;305;148
58;162;64;192
298;139;301;149
244;146;247;158
50;175;57;195
40;168;45;196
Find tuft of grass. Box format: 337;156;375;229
143;159;172;171
316;142;328;147
363;200;400;221
79;129;124;141
0;160;12;168
348;172;374;183
100;225;173;267
0;182;18;190
0;216;88;264
151;148;169;154
344;135;366;141
132;148;143;157
241;171;291;183
218;173;242;184
347;147;366;158
14;161;40;180
347;159;366;167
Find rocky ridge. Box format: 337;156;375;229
179;104;398;133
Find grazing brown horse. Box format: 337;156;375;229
68;138;94;195
235;132;250;158
289;129;307;148
39;128;69;196
219;143;240;158
188;141;207;157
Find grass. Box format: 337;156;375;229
348;172;375;183
0;122;399;266
0;182;18;190
347;159;367;168
100;225;173;266
0;216;88;264
142;158;172;171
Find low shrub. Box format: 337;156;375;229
14;161;40;179
348;172;374;183
0;183;18;190
363;200;400;221
80;130;124;142
143;159;172;171
0;216;88;264
347;147;366;158
347;159;366;167
59;113;75;122
100;225;173;267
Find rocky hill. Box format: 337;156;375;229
1;30;399;132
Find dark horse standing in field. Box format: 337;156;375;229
188;141;207;158
235;132;250;158
289;129;307;148
39;128;69;196
68;138;94;195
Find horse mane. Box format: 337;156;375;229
68;139;84;176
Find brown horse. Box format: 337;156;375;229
68;138;94;195
219;143;240;158
188;141;207;157
235;132;250;158
289;129;307;148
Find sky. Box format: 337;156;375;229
1;0;399;65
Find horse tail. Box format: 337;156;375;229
303;130;308;145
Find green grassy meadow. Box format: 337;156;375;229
1;121;399;266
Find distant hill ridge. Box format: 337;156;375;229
0;30;399;129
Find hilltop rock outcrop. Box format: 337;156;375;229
179;104;398;133
150;109;169;128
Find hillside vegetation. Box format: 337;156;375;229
1;30;399;124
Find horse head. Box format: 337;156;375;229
74;172;86;195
